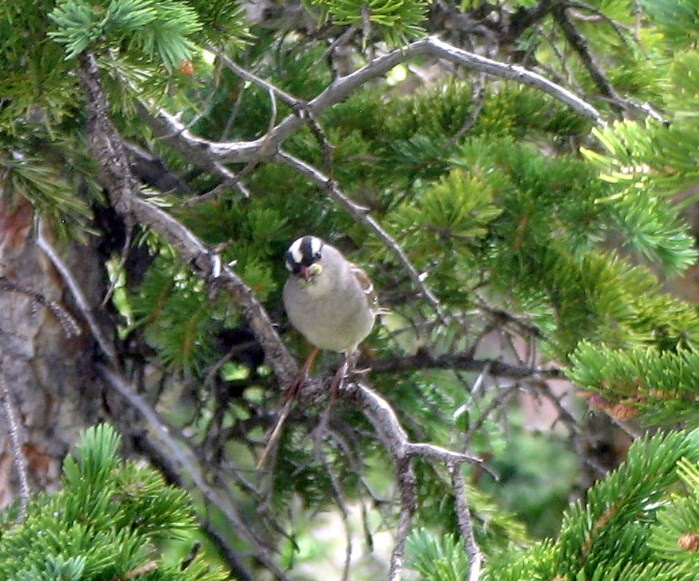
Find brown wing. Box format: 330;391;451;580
349;262;380;313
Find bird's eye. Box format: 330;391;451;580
313;251;322;261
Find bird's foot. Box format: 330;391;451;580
329;360;350;398
283;370;308;403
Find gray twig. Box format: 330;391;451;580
552;5;624;114
0;371;30;523
368;350;563;379
450;462;483;581
213;48;301;107
0;274;81;340
35;220;116;361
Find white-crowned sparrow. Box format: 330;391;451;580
257;236;378;469
283;235;377;358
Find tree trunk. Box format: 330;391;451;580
0;197;106;505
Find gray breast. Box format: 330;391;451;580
283;274;375;353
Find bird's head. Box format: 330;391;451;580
285;236;325;287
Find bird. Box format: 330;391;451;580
257;235;378;469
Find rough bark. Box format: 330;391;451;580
0;197;105;504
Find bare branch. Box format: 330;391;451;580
464;384;520;446
368;350;564;380
407;443;494;477
184;86;279;206
0;371;30;523
421;36;603;124
314;380;416;580
450;463;483;581
391;459;417;581
212;47;302;108
138;101;265;167
248;35;604;158
314;436;353;581
568;1;635;38
504;0;558;41
353;377;490;578
290;34;599;126
35;220;116;363
256;395;295;470
552;5;624;114
343;381;488;579
0;276;81;340
137;34;604;176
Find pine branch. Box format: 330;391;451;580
368;350;564;379
131;433;253;581
77;50;494;580
77;51;297;385
0;423;232;580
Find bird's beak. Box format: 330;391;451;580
300;263;322;281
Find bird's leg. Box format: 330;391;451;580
329;348;358;397
285;346;319;402
314;350;358;455
257;347;319;470
313;350;356;455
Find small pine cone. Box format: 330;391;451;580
178;60;195;76
610;402;639;420
678;532;699;552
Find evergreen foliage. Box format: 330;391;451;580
411;430;699;580
0;425;225;581
569;343;699;425
406;529;470;580
2;0;699;577
305;0;429;44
